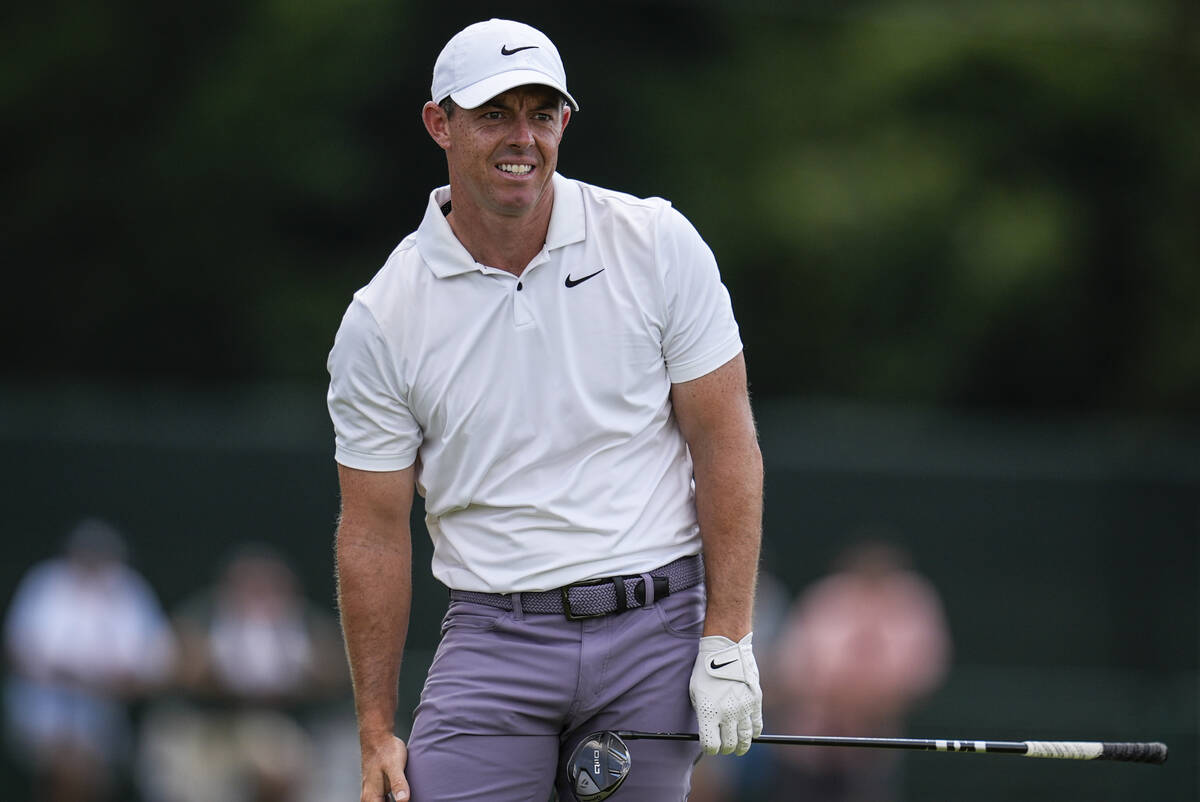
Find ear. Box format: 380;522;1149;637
423;101;452;150
558;105;571;141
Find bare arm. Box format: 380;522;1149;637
336;463;415;802
671;352;763;640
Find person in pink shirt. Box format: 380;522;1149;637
768;538;951;802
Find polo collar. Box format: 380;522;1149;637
545;172;586;250
417;173;586;279
416;185;475;278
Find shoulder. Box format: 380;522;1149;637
353;232;422;310
571;178;679;229
10;560;63;601
575;179;672;213
75;564;165;612
794;574;856;616
568;179;706;258
889;571;946;612
331;232;425;347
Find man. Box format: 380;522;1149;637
4;519;176;802
327;18;763;802
769;539;950;802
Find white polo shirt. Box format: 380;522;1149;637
327;173;742;593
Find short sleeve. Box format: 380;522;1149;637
657;206;744;383
326;298;422;471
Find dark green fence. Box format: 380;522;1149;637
1;386;1194;800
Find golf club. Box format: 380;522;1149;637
567;729;1168;801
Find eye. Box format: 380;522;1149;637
533;112;553;122
482;111;504;120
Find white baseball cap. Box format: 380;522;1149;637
431;19;579;112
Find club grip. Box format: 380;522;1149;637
1099;742;1169;764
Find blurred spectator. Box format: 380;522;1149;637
137;543;346;802
689;564;792;802
767;537;951;802
3;518;176;802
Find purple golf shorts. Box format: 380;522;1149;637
405;582;706;801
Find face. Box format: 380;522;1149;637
424;84;570;220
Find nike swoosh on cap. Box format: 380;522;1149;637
501;44;538;55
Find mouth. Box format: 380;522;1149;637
497;162;535;177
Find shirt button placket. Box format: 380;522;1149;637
513;276;534;328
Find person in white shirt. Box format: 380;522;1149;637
327;19;764;802
135;545;345;802
4;518;175;802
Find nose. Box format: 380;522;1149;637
507;116;535;148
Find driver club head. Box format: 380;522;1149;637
567;730;632;801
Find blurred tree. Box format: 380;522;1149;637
637;0;1199;412
2;0;1196;415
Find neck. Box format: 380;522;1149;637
445;182;555;276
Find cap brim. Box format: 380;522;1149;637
449;69;579;111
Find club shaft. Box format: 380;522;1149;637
615;732;1167;764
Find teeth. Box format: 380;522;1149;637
499;164;532;174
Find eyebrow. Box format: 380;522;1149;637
483;94;561;112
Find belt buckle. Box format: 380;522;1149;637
560;579;608;621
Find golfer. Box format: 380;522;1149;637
327;18;763;801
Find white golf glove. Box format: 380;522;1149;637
689;632;763;756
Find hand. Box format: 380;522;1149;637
688;632;763;755
359;732;409;802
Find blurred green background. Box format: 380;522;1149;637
1;0;1196;799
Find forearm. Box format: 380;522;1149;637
685;400;766;756
693;429;763;639
336;514;412;738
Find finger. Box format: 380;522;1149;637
387;751;410;802
752;705;764;739
736;715;753;756
718;716;736;755
699;712;721;755
367;780;404;802
363;737;409;802
363;777;386;802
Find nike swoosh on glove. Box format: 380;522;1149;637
689;632;763;755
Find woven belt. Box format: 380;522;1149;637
449;554;704;621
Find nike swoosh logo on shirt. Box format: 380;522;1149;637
564;268;604;288
501;45;538;56
709;658;738;670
